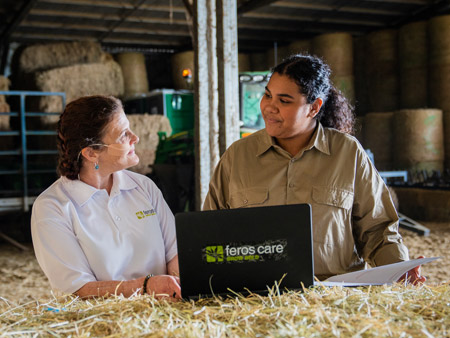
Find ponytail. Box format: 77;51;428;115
318;86;355;134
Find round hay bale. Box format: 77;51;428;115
365;29;399;112
364;112;393;171
171;51;194;90
19;41;104;73
331;74;355;104
393;109;444;172
116;53;149;98
238;53;251;72
312;32;353;76
429;63;450;111
288;39;312;55
428;14;450;66
353;37;369;116
250;52;268;71
353;116;364;145
388;186;399;210
399;21;428;108
444;110;450;169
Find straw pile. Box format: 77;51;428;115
0;282;448;337
127;114;172;175
0;220;448;336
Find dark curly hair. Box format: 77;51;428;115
57;95;123;180
272;54;355;134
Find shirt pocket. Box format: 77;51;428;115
312;186;353;210
229;187;269;208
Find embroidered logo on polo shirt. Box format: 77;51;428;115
136;209;156;219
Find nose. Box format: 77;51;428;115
261;98;278;114
131;132;139;144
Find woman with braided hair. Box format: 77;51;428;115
203;54;425;284
31;95;181;299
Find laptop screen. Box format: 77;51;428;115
175;204;314;299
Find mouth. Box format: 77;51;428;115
264;116;282;124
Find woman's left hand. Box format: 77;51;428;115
398;256;427;285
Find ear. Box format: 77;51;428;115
308;98;323;118
80;147;100;164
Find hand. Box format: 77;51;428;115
146;275;181;300
398;256;427;285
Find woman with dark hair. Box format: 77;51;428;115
203;54;425;284
31;95;181;299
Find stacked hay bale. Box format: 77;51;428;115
266;45;290;69
365;29;399;112
399;21;428;108
353;37;369;117
429;14;450;169
364;112;393;171
116;52;149;99
127;114;172;175
249;52;268;71
15;41;124;128
393;109;444;172
0;76;10;127
171;51;194;90
313;32;355;104
238;53;251;72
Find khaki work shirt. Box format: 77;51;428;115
203;123;409;279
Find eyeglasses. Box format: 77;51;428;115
77;143;131;162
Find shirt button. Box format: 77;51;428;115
290;159;295;163
289;183;294;188
115;216;121;221
243;199;248;204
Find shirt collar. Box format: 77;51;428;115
63;170;138;206
256;122;330;157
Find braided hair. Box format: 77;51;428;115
272;54;355;134
57;95;122;180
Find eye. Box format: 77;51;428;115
280;99;291;104
264;92;271;99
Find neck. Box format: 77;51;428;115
276;121;317;157
79;168;114;194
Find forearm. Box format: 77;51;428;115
75;277;145;299
167;255;179;276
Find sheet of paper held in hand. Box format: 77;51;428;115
316;257;440;287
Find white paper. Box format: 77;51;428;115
315;257;440;287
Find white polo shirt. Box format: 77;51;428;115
31;170;177;294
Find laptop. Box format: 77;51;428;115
175;203;314;299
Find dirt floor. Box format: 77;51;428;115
0;222;448;306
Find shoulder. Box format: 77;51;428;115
32;177;72;221
224;129;269;156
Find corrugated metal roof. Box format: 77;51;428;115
1;0;449;53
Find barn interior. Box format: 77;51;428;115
0;1;449;330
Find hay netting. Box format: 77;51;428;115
0;282;448;337
127;114;172;175
18;41;104;73
34;60;124;127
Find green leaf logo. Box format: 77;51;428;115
205;245;224;262
136;211;145;219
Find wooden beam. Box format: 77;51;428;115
0;0;38;41
237;0;279;15
39;0;187;12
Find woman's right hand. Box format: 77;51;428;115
146;275;181;300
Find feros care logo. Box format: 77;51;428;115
136;209;156;219
205;246;224;262
202;239;287;264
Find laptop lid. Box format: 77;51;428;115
175;203;314;299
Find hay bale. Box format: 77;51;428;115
238;53;251;72
266;45;290;69
0;76;11;130
35;60;124;127
19;41;104;73
127;114;172;175
313;32;353;76
353;37;369;116
393;109;444;172
399;21;428;108
364;112;393;171
365;29;399;112
444;110;450;169
171;51;194;90
116;53;149;98
288;39;312;55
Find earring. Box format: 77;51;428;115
94;162;99;170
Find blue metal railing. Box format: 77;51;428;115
0;91;66;212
